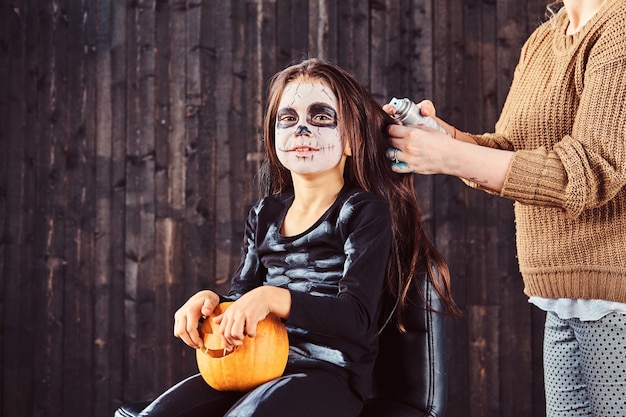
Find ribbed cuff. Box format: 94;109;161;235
501;149;569;208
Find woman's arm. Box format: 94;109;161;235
387;124;514;193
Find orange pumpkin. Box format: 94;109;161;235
196;302;289;391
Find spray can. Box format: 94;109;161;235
387;97;448;135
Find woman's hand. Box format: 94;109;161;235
213;286;291;352
383;99;437;120
386;124;454;174
387;123;513;193
384;98;475;143
414;99;437;118
173;290;220;349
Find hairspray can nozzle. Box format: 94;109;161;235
387;97;448;135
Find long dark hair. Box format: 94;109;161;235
261;58;460;328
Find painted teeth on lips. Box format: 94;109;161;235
290;145;319;152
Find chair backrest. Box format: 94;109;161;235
360;270;448;417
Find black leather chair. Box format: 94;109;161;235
114;272;448;417
360;272;448;417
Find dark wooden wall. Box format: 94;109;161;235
0;1;550;416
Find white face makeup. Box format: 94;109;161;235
275;80;345;175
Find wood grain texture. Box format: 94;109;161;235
0;1;550;416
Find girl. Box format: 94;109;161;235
133;58;457;417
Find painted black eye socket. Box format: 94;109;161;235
276;109;298;129
308;103;337;128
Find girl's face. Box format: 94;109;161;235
274;80;348;175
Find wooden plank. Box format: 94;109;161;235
32;0;70;414
307;0;321;58
241;1;264;197
21;1;43;412
276;0;291;68
325;0;338;62
153;0;174;393
463;0;487;134
402;0;437;228
161;0;187;219
433;0;464;126
61;0;96;414
167;0;204;383
154;0;172;220
124;0;158;400
186;0;203;111
498;199;534;417
404;0;436;100
352;0;370;84
1;2;32;416
383;0;403;99
464;0;499;303
368;0;388;102
0;4;8;306
123;0;141;401
495;1;544;415
320;0;337;62
258;0;279;101
227;0;255;274
336;0;369;84
186;0;217;301
108;0;129;408
19;0;48;413
527;0;550;32
213;1;236;289
437;178;470;416
155;218;185;389
468;306;501;417
92;0;116;414
289;0;307;59
432;0;469;414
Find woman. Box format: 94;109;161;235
132;58;457;417
385;1;626;415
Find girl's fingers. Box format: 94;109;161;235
174;315;202;349
216;314;244;351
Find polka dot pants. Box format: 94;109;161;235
543;311;626;416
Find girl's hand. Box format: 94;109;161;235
173;290;220;349
213;286;290;351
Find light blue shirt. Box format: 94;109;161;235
529;297;626;321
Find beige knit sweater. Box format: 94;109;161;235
469;0;626;302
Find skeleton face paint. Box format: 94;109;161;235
275;81;345;175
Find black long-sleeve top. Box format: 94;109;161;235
224;184;392;398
